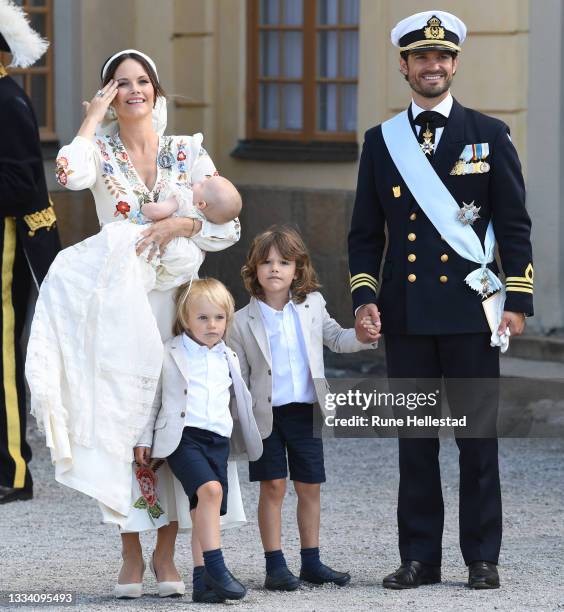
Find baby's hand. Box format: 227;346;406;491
142;197;178;222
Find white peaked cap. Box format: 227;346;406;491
391;10;467;53
0;0;49;68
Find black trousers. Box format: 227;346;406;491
385;332;501;566
0;218;32;489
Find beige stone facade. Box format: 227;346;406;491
48;0;563;330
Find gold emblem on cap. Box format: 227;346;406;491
393;186;401;198
424;15;446;41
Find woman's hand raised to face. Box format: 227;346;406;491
82;80;119;124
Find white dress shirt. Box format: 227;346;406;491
181;334;233;437
258;299;316;407
411;92;453;146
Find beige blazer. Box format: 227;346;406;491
137;335;263;461
227;292;377;439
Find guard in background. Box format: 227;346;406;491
348;11;533;589
0;0;61;504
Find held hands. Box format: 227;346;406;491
82;80;119;124
497;311;526;337
134;446;151;466
355;303;382;343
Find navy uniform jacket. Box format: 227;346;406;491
348;98;533;335
0;71;60;285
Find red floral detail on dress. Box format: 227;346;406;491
114;201;131;218
136;467;157;507
132;460;165;522
177;151;186;161
55;157;74;186
121;152;129;161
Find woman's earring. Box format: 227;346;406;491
106;106;116;120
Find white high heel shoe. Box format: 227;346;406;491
114;560;146;599
150;552;186;597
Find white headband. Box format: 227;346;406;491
101;48;159;81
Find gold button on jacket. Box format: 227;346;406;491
440;254;449;262
440;275;448;283
408;254;416;262
408;274;417;282
409;213;417;221
408;233;416;241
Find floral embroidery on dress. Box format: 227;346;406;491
176;139;189;183
133;459;165;523
97;139;128;200
114;201;131;218
55;156;73;186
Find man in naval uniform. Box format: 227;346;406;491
0;0;61;504
348;10;533;589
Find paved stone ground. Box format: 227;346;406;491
1;428;563;611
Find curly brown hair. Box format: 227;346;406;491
241;225;321;304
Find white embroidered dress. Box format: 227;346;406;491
26;132;245;531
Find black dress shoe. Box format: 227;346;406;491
300;563;351;586
468;561;500;589
192;587;226;603
204;568;247;600
264;566;300;591
0;485;33;505
383;560;441;589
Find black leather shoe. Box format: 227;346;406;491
468;561;500;589
192;587;226;603
383;560;441;589
300;563;351;586
0;485;33;505
204;568;247;600
264;566;300;591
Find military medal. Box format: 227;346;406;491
420;127;435;155
450;143;491;175
478;269;492;297
450;159;465;176
457;201;481;226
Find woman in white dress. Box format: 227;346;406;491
29;50;245;598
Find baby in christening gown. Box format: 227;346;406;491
124;175;242;291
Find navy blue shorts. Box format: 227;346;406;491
249;402;325;484
167;426;230;515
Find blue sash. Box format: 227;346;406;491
381;110;502;297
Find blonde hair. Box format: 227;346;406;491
241;225;321;304
173;278;235;336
